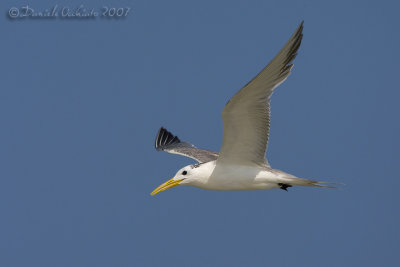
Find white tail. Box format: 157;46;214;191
282;177;341;189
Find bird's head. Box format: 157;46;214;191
150;163;210;196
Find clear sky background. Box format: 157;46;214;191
1;0;399;266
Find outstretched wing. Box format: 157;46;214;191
155;127;219;163
218;21;304;167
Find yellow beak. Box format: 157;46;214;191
151;178;184;196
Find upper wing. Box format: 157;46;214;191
217;21;304;167
155;127;219;163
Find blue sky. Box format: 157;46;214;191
1;0;399;266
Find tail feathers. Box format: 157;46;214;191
308;181;337;189
282;177;342;189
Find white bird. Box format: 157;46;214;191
151;21;334;196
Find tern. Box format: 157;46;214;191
151;21;334;196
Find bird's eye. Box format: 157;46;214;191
182;171;187;175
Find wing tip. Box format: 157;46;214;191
155;127;181;151
279;21;304;75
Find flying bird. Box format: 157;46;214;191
151;21;334;196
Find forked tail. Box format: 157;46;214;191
282;177;341;189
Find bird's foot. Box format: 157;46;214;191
278;183;292;191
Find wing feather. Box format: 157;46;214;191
155;127;218;163
218;21;304;166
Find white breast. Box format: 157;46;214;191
190;163;283;191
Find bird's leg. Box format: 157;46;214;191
278;183;292;191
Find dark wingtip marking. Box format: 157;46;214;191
280;21;304;75
155;127;181;151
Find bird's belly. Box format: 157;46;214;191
196;181;278;191
192;166;281;191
